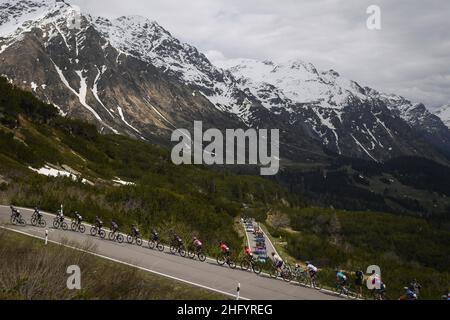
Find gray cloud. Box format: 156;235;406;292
70;0;450;108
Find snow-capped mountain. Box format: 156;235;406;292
435;104;450;129
0;0;449;164
220;59;450;160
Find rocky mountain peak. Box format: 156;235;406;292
1;0;449;163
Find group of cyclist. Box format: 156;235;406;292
8;206;433;300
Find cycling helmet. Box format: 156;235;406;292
306;261;311;265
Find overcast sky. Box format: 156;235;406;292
70;0;450;109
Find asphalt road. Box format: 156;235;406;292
0;205;343;300
243;221;278;259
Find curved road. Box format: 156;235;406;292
0;205;343;300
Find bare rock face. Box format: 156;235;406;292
1;0;449;164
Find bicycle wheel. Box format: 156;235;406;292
10;216;15;225
187;249;196;259
269;268;278;279
136;237;143;246
53;219;59;229
282;270;293;282
240;260;251;271
228;260;237;269
109;231;115;241
90;226;97;236
170;245;177;254
39;219;47;228
31;217;37;226
157;242;164;252
297;273;308;285
252;263;262;275
216;254;226;266
198;252;206;262
116;234;124;243
179;247;186;257
148;240;155;249
71;222;77;231
312;277;323;290
61;222;68;230
99;230;106;239
79;225;85;233
126;234;133;244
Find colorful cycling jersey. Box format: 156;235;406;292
193;239;202;247
307;264;318;273
405;289;417;300
337;272;347;282
219;243;229;252
272;254;282;264
244;247;252;255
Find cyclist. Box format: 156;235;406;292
409;279;422;298
131;224;140;237
172;233;183;248
34;207;42;219
74;211;83;225
336;270;348;290
244;246;253;259
271;252;283;272
10;206;21;219
219;241;230;258
306;261;318;280
399;287;417;300
354;269;364;298
370;272;387;300
111;220;119;233
94;216;103;229
56;208;65;222
192;236;203;252
150;229;159;241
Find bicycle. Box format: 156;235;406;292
127;231;143;246
269;264;293;282
240;255;262;274
170;241;186;257
71;220;86;233
31;209;40;221
10;212;26;226
372;288;388;300
216;253;236;269
307;272;323;290
108;229;124;243
53;216;68;230
148;237;164;251
291;265;309;285
335;282;358;299
187;245;206;262
90;225;106;239
31;215;47;228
